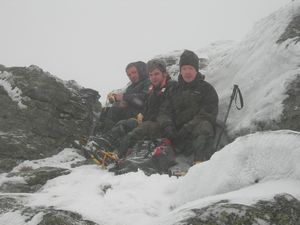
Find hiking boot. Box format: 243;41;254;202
91;136;114;152
152;139;176;173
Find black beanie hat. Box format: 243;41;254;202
179;50;199;71
147;59;167;73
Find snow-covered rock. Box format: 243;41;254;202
0;65;101;172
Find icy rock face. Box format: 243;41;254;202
179;194;300;225
157;1;300;139
0;167;71;193
0;65;102;172
0;196;97;225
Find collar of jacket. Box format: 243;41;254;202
148;76;170;94
178;72;204;89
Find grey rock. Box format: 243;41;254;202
277;14;300;44
0;167;71;193
0;65;102;171
0;196;98;225
0;158;22;173
0;196;23;214
280;74;300;131
37;210;98;225
179;194;300;225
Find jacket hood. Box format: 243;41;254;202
126;61;148;82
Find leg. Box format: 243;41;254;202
191;120;215;162
117;121;161;158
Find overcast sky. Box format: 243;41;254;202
0;0;290;101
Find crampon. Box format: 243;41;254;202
76;137;119;169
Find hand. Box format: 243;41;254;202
114;93;124;101
107;93;116;103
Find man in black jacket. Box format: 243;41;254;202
94;59;177;158
158;50;219;163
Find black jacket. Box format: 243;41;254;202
158;73;219;130
143;77;177;122
123;62;151;115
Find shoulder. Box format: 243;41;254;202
165;79;178;93
200;80;219;101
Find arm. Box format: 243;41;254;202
123;79;151;108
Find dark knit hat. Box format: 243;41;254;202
179;50;199;71
147;59;167;73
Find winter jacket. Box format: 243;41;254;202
158;73;219;131
123;62;151;115
143;77;177;121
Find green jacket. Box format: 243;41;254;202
123;62;151;116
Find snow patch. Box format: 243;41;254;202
0;71;27;109
12;148;85;172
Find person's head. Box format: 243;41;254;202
179;50;199;83
147;59;167;87
125;61;147;84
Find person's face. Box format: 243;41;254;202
126;66;139;83
181;65;197;83
149;68;165;87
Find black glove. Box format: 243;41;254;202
178;123;193;139
164;126;178;141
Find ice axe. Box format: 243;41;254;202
215;84;244;150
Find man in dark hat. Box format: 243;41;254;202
100;61;151;132
158;50;219;163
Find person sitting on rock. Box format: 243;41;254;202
157;50;219;164
93;59;177;159
100;61;151;132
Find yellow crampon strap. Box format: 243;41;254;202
94;150;119;169
90;154;104;166
172;171;187;177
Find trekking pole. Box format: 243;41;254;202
215;84;244;150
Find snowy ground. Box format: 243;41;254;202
0;130;299;225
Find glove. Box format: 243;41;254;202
164;126;178;141
178;123;193;139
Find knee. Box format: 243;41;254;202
192;120;214;137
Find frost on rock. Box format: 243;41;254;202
0;71;27;109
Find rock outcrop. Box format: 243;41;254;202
0;65;102;172
180;194;300;225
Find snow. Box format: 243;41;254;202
0;71;27;109
0;130;297;225
170;130;300;207
12;148;86;172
